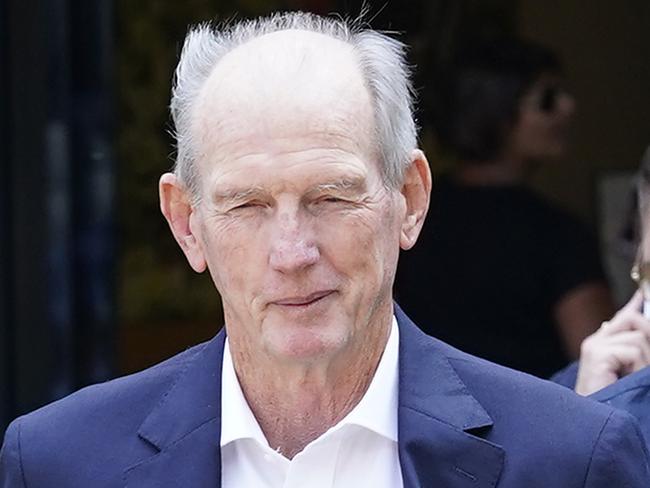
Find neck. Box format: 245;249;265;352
228;314;391;459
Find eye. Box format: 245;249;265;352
318;196;345;204
231;200;265;211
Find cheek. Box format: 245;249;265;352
201;218;266;296
319;205;399;284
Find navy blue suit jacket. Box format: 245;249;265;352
2;307;649;487
553;362;650;450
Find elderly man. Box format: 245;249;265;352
1;12;649;487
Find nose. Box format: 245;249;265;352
268;209;320;273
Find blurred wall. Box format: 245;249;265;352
1;0;116;430
519;1;650;223
0;0;10;428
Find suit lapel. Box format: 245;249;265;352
396;305;504;488
124;309;504;487
124;331;226;488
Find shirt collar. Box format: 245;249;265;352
340;316;399;441
220;316;400;448
220;337;270;448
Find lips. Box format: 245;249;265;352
272;290;334;307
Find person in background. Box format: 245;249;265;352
396;38;614;378
553;147;650;446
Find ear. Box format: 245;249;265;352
399;149;432;250
159;173;207;273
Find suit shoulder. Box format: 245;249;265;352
449;346;650;481
1;337;225;486
447;348;624;429
12;341;208;444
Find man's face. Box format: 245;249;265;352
193;116;402;363
163;31;425;364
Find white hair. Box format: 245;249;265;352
170;11;417;199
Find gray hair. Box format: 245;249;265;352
170;11;417;200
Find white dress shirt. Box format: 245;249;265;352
220;318;403;488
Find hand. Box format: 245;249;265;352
575;291;650;396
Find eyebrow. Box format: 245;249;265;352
211;176;367;205
211;186;266;204
309;177;366;195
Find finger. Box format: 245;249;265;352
593;330;649;348
582;331;650;371
576;344;643;395
622;289;644;313
621;315;650;340
607;344;650;376
599;311;648;335
575;365;618;395
575;339;650;395
636;338;650;369
616;334;650;368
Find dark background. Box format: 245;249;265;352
2;0;649;430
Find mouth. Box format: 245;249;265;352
272;290;334;308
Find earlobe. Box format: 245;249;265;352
399;149;432;250
159;173;207;273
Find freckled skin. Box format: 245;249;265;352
194;130;402;364
160;29;431;457
185;30;402;367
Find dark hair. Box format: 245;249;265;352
433;38;561;162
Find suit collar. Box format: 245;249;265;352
125;330;226;487
395;304;504;487
133;307;493;444
126;307;504;487
137;331;225;449
396;304;493;431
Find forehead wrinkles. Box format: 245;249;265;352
196;117;373;170
205;155;371;199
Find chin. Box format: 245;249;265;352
264;324;349;363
